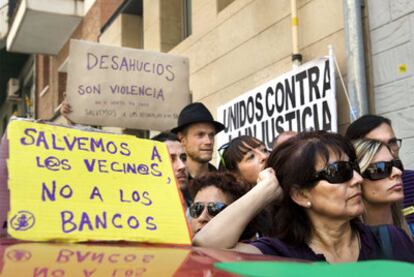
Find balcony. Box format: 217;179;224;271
6;0;83;55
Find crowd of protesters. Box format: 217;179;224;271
61;101;414;263
166;102;414;263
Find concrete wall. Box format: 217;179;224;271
99;12;144;135
100;14;143;48
367;0;414;168
150;0;350;133
143;0;184;52
143;0;161;51
29;0;414;167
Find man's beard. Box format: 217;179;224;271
187;151;212;163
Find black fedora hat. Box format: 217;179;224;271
171;102;225;134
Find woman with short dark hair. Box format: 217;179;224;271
189;172;270;240
218;136;269;188
193;131;414;263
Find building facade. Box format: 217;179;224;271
1;0;413;167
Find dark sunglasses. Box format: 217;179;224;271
312;161;361;184
189;202;227;218
362;159;404;181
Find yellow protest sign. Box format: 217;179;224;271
6;119;191;244
1;243;190;276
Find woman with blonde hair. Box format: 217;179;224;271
353;139;412;237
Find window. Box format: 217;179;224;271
100;0;143;48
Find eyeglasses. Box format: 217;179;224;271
362;159;404;181
218;142;230;152
387;138;402;151
218;142;231;169
189;202;227;218
312;161;361;184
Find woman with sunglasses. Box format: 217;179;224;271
218;136;270;188
193;131;414;262
353;139;412;236
189;172;269;240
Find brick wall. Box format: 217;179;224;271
36;0;123;120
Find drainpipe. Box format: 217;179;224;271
343;0;368;121
291;0;302;68
33;55;37;119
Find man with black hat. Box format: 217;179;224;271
171;102;225;179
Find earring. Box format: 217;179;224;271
306;201;312;208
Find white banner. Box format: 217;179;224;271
66;40;190;131
217;56;337;149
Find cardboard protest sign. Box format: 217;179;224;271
217;56;337;149
0;243;190;276
6;119;191;244
66;39;190;130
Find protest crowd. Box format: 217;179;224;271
3;1;414;275
58;100;414;263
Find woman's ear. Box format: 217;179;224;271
290;188;312;208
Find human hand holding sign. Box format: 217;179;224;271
60;95;74;125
